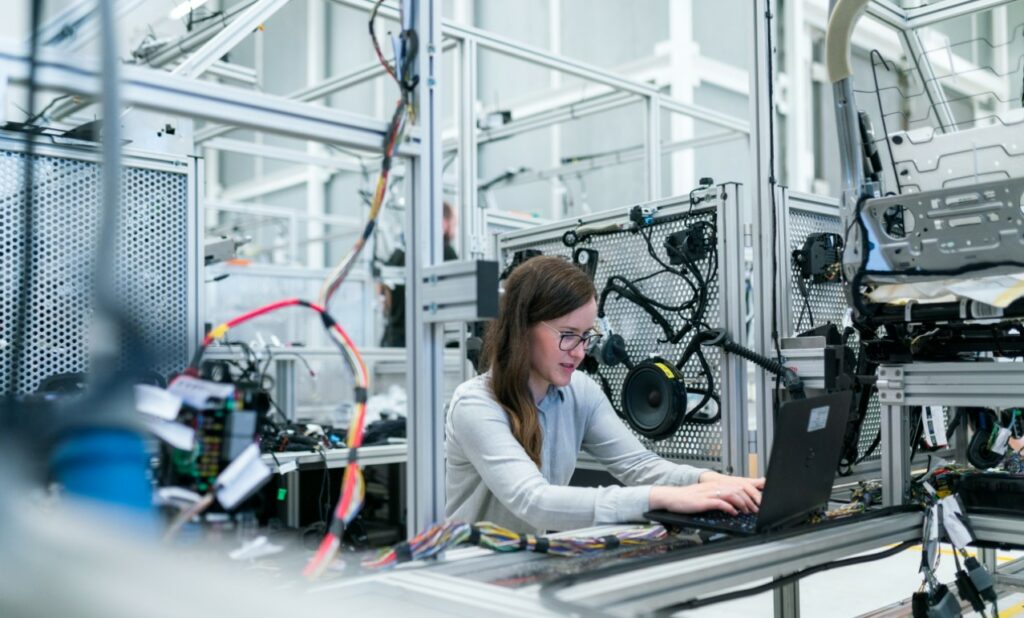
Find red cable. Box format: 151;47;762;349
198;299;368;388
303;532;339;577
201;298;301;347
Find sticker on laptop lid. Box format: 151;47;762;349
807;406;829;432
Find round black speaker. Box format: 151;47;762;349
966;409;1004;470
621;358;687;440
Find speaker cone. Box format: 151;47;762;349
621;358;688;440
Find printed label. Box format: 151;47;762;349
807;405;830;432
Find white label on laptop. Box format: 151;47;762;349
807;406;829;432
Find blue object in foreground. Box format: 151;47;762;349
50;428;155;521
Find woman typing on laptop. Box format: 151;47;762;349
445;256;764;533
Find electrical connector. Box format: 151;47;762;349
911;585;961;618
629;204;658;227
964;557;997;603
955;568;985;612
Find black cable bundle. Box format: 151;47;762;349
590;205;721;424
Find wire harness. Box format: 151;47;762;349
182;298;369;579
362;521;669;570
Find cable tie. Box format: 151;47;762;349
319;311;337;329
354;387;368;404
534;536;550;554
394;541;413;564
518;534;528;550
467;525;481;545
904;299;917;324
347;447;359;464
208;323;230;341
601;535;621;550
329;518;346;538
362;219;376;240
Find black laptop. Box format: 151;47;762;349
646;391;853;536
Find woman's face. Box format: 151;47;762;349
528;298;598;391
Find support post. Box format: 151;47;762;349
406;0;446;536
645;93;662;200
773;580;801;618
752;0;778;468
880;403;910;506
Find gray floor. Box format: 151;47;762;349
682;545;1024;618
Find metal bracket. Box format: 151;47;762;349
778;336;836;391
876;365;905;404
419;259;499;323
878;362;1024;408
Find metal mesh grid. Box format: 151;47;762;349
1;147;191;393
786;208;881;463
501;208;725;464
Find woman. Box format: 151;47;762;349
446;255;764;532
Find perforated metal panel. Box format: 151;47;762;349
784;204;882;463
0;137;196;393
499;186;748;470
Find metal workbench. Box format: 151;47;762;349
309;509;1024;617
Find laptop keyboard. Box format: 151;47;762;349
689;511;759;532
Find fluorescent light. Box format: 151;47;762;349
169;0;210;20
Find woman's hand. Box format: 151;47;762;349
698;471;765;513
649;476;763;516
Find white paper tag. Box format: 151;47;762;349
921;406;948;448
991;427;1012;455
277;460;298;475
155;486;202;508
807;406;830;432
922;504;941;574
229;536;283;561
168;376;235;409
147;418;196;451
940;495;974;550
215;444;272;510
135;384;183;421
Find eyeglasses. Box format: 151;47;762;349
541;321;603;352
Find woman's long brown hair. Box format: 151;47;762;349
480;255;596;467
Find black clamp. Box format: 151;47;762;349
698;329;805;399
601;535;621;550
329;518;346;538
395;541;413;564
